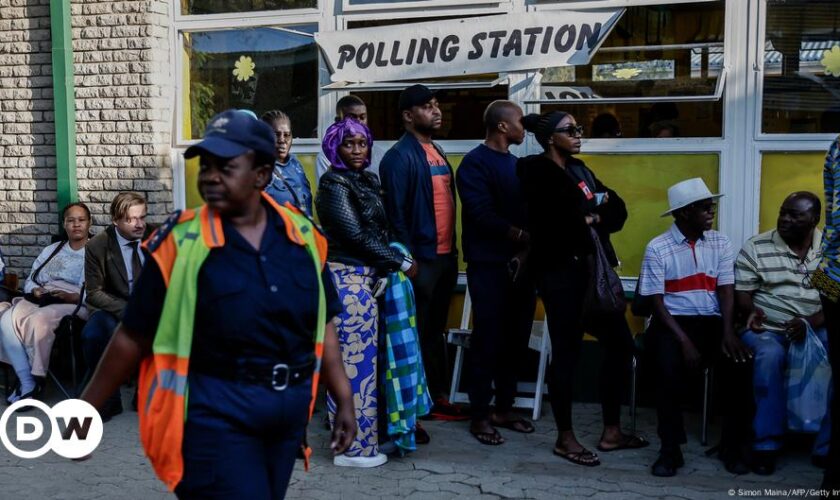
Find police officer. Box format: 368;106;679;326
81;109;356;499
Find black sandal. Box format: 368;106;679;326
553;447;601;467
491;415;535;434
596;434;650;452
470;428;505;446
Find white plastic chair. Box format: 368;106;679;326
446;289;551;421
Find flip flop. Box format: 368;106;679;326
553;447;601;467
491;416;535;434
470;428;505;446
596;434;650;452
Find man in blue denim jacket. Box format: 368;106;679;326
261;110;313;217
380;85;460;423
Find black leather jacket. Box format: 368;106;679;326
316;169;405;272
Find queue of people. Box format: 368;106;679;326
0;85;836;497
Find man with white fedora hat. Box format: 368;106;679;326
661;177;723;217
639;177;753;478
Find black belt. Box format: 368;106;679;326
191;358;315;391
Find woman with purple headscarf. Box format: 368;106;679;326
316;118;417;468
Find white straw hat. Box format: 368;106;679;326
661;178;723;217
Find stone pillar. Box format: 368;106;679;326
0;0;174;276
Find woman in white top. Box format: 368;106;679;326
0;203;92;402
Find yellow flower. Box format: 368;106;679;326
232;55;256;82
822;45;840;77
612;68;642;80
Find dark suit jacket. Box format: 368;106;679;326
84;225;153;317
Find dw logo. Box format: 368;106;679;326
0;399;103;459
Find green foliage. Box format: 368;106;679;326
189;49;216;138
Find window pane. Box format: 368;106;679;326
760;152;825;231
540;1;725;138
543;101;722;139
762;0;840;134
182;25;318;140
578;153;719;275
181;0;315;15
354;85;509;140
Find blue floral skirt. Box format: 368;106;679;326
326;262;381;457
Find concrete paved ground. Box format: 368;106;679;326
0;388;827;499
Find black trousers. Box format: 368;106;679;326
584;310;637;427
537;259;588;432
465;262;537;421
412;253;458;400
538;259;637;431
648;315;752;453
820;297;840;489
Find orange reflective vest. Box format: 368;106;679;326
138;193;327;491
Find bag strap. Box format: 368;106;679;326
69;281;85;318
32;239;68;287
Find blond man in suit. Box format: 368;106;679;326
83;192;152;421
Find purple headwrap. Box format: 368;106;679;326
321;117;373;170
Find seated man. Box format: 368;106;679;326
639;178;753;477
82;192;152;421
736;191;831;475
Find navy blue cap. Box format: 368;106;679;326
184;109;276;161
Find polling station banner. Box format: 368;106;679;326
315;10;624;83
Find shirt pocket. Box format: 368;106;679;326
197;273;248;310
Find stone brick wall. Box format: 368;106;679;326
0;0;173;278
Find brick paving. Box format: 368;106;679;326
0;387;826;499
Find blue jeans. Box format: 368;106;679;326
81;310;121;405
741;328;832;456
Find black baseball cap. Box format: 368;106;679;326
184;109;276;161
398;84;436;112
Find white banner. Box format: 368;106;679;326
541;85;601;100
316;10;624;83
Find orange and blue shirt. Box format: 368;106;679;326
421;143;454;255
639;224;736;316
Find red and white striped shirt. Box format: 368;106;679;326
639;224;735;316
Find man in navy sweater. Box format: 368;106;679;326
456;101;537;445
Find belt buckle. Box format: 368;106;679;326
272;363;290;391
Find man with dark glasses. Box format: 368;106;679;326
639;178;753;477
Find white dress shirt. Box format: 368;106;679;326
114;229;145;292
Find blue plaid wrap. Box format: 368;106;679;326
382;243;432;453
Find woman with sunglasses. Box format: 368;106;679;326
518;111;644;467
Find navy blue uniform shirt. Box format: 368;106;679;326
456;143;527;264
122;203;341;366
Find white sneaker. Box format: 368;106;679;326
333;453;388;468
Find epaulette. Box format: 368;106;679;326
145;209;194;253
282;202;326;238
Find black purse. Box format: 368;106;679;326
23;292;65;307
54;287;85;339
584;227;627;315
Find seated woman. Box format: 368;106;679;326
0;202;91;402
316;117;418;467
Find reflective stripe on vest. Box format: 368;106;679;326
138;193;326;491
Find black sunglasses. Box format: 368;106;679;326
554;125;584;137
